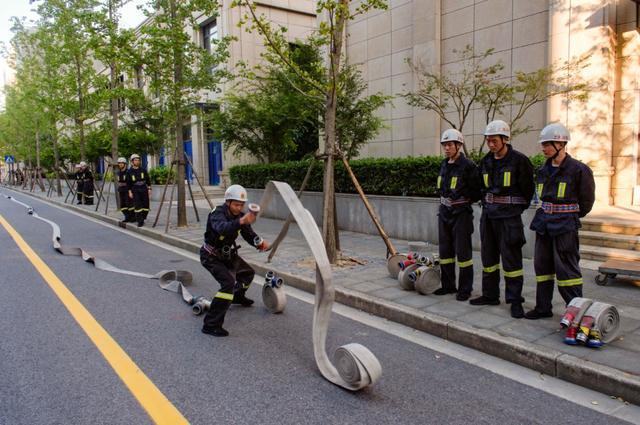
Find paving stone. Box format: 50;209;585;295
458;310;513;330
395;293;441;309
495;320;559;342
423;299;476;319
369;286;412;301
351;281;386;293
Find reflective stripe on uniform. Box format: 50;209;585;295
557;182;566;198
557;277;583;286
483;263;500;273
440;257;455;265
134;208;150;212
483;173;489;187
457;258;473;268
536;274;555;282
214;291;234;300
503;268;524;278
536;183;543;199
242;282;251;289
437;176;442;189
503;171;511;187
450;177;457;189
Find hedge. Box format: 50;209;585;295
229;154;547;197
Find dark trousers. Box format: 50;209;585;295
82;180;94;205
118;188;133;221
76;181;84;202
480;214;526;304
132;187;149;224
438;210;474;295
200;248;255;329
533;230;583;314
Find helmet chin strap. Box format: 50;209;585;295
495;137;508;156
551;143;565;161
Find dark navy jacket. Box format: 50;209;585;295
126;167;151;190
204;203;260;250
530;154;595;236
479;144;535;219
436;154;481;216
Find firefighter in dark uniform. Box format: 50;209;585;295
79;161;94;205
126;153;151;227
434;129;481;301
470;120;535;318
116;157;134;223
200;184;270;337
74;164;84;204
525;123;595;319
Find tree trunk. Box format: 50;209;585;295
51;118;63;196
109;0;119;206
35;130;41;170
321;0;348;264
75;55;86;161
171;0;187;227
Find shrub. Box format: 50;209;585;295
230;154;548;197
149;166;175;185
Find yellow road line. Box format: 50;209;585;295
0;213;188;425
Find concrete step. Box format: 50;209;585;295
580;244;640;262
579;230;640;251
581;218;640;236
189;186;225;200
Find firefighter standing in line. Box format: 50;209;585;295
116;157;134;223
525;123;595;320
434;129;481;301
469;120;535;319
200;184;270;337
74;164;84;204
126;154;151;227
79;161;94;205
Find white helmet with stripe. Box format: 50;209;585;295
539;123;570;143
440;129;464;144
224;184;248;202
484;120;510;139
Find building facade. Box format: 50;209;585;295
345;0;640;206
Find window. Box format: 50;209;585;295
202;19;218;74
134;65;144;89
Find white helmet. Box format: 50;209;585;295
224;184;248;202
79;161;87;167
130;154;140;161
484;120;510;138
440;129;464;144
539;123;570;143
117;157;127;163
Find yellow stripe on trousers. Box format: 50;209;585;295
0;213;188;425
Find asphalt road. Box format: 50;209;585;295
0;190;637;425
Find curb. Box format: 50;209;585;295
8;188;640;406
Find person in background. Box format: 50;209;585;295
126;154;151;227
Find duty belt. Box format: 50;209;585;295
117;182;128;187
541;201;580;214
440;196;470;207
133;181;147;186
484;193;528;205
202;242;236;259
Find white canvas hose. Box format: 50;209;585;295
1;193;199;308
258;181;382;391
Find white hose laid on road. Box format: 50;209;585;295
1;193;200;309
259;181;382;391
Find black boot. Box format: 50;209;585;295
202;326;229;337
232;290;254;307
469;295;500;305
433;287;457;296
510;303;524;319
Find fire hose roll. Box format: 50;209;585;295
333;343;382;390
581;301;620;344
560;297;593;328
414;266;440;296
397;262;421;291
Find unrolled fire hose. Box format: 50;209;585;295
258;181;382;391
1;193;206;313
560;297;620;347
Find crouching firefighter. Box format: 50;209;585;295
525;123;595;320
200;184;270;337
116;157;134;223
435;129;481;301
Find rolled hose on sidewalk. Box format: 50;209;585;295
259;181;382;391
580;301;621;345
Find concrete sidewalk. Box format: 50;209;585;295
7;184;640;406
